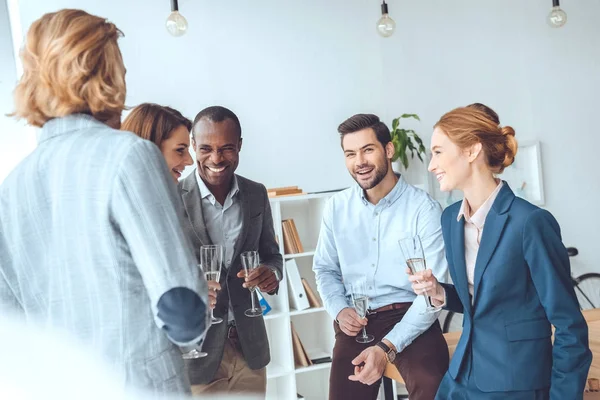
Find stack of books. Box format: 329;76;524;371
282;219;304;254
291;322;332;368
267;186;304;198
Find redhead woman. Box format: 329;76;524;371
409;104;591;399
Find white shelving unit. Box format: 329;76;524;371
263;192;336;400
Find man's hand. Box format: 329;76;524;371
336;307;367;336
207;281;221;309
348;345;388;385
236;265;279;293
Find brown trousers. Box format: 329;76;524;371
191;336;266;397
329;304;449;400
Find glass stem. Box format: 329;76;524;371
417;279;434;309
361;326;368;339
210;308;215;320
424;294;434;309
250;289;257;310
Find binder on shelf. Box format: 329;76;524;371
301;278;322;308
286;259;310;311
291;322;312;367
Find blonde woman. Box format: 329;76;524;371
0;9;211;396
409;105;591;399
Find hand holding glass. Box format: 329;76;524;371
399;235;441;314
182;263;208;359
241;251;263;318
202;245;224;324
350;279;374;344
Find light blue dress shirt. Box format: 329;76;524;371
313;176;448;352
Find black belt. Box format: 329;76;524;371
367;302;412;316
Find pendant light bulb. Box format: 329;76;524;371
547;0;567;28
376;1;396;38
166;0;188;37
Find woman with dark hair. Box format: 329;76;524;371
122;103;194;182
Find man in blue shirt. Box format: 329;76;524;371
313;114;449;400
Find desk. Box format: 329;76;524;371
383;309;600;399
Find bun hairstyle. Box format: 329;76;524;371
435;104;518;173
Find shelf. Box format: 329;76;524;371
295;362;332;375
264;310;287;320
267;361;292;379
290;306;326;317
284;250;315;259
270;191;339;203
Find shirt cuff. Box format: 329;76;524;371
431;286;446;308
328;298;352;323
268;266;281;281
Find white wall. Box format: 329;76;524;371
380;0;600;274
3;0;599;273
9;0;386;193
0;0;35;183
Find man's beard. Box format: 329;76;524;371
352;160;388;190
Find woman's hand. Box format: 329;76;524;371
406;268;445;306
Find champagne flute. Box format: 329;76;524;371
202;244;224;324
241;251;263;318
182;263;208;359
399;235;441;314
350;279;374;344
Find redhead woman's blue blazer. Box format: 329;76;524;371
440;183;591;398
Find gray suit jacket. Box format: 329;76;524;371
179;172;283;384
0;114;209;398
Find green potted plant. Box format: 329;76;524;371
390;113;427;170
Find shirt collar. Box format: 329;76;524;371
358;173;407;207
195;168;239;203
457;180;504;228
39;114;107;144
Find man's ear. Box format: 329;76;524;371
191;135;197;150
238;137;243;152
385;141;395;160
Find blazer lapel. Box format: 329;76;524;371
181;172;212;245
451;214;473;315
472;183;514;302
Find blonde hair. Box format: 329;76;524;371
11;9;126;127
435;106;518;174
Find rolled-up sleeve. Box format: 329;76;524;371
384;201;448;352
112;140;210;346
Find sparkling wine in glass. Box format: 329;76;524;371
182;264;208;359
350;279;374;344
202;244;224;324
399;235;441;314
241;250;263;318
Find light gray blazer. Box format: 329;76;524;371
179;172;283;384
0;114;209;398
